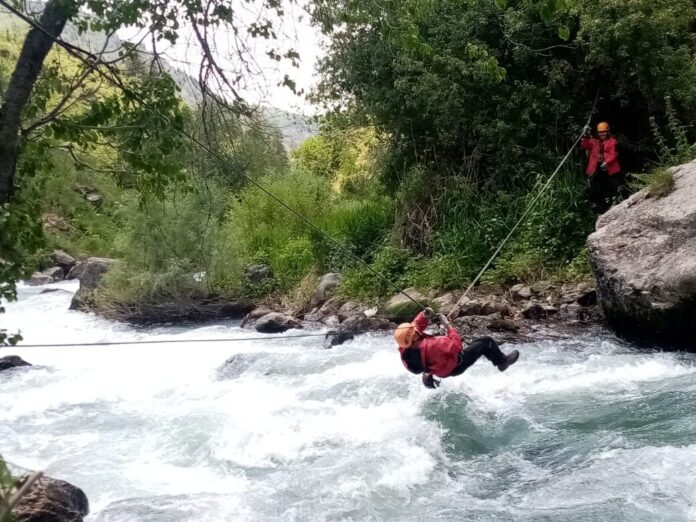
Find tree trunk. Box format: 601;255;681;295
0;0;68;205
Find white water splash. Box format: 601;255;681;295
1;282;696;520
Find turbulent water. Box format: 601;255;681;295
1;282;696;521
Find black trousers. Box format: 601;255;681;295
588;171;625;214
448;336;507;377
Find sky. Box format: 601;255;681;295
118;1;325;115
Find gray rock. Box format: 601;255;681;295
384;288;429;323
42;266;65;281
72;257;115;290
217;353;267;379
244;264;272;285
254;312;301;333
576;289;598;307
363;307;379;318
51;250;76;272
432;292;459;315
303;311;324;323
488;318;520;333
325;314;396;347
13;474;89;522
240;307;272;328
27;272;53;286
0;355;31;372
337;301;367;319
522;303;557;320
454;297;509;317
85;192;102;206
324;330;354;348
587;159;696;348
324;315;341;327
310;273;342;309
511;284;534;301
318;296;344;316
68;258;116;311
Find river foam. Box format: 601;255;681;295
1;282;695;520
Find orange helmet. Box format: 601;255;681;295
394;322;417;348
597;122;610;132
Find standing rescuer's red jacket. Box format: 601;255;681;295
398;311;462;378
581;124;621;176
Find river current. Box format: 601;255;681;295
1;281;695;521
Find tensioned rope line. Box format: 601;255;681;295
12;327;416;348
0;0;427;311
448;95;599;319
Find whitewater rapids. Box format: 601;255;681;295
1;281;695;521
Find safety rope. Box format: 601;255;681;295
11;327;413;349
0;0;427;312
447;97;599;319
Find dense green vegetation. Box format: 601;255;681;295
2;0;696;325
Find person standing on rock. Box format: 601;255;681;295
581;122;624;213
394;308;519;389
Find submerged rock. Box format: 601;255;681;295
0;355;31;372
588;159;696;348
13;474;89;522
217;353;268;379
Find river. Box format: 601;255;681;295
1;281;696;521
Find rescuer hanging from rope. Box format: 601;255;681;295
582;122;624;213
394;308;519;389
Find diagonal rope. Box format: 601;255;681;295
0;0;427;311
448;95;599;319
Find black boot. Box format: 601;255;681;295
497;350;519;372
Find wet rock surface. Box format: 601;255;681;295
0;355;32;372
588;159;696;349
13;475;89;522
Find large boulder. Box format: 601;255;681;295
13;474;89;522
384;288;430;323
0;355;31;372
217;353;268;379
587;160;696;348
51;251;76;273
254;312;301;333
309;273;342;309
72;257;115;290
68;257;116;311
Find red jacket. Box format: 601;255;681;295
581;136;621;176
398;311;463;378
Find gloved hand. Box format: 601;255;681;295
422;373;440;389
583;125;592;136
423;307;435;319
438;313;452;328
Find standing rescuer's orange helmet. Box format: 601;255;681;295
597;122;610;132
394;323;417;348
